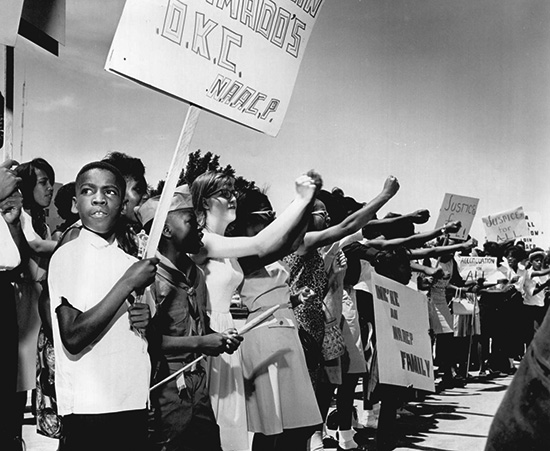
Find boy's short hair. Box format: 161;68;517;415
75;161;126;195
504;245;526;261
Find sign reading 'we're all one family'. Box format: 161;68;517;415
106;0;324;136
370;273;434;393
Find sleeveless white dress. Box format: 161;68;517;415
202;253;249;451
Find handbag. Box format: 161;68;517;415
321;302;346;361
452;288;478;315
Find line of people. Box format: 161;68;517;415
1;153;548;451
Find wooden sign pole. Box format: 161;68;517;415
144;104;201;259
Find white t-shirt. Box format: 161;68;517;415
523;268;548;307
48;228;150;415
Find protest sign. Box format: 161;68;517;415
370;273;434;392
456;256;498;284
105;0;324;136
524;212;546;250
19;0;66;55
0;0;24;46
434;193;479;240
482;206;529;244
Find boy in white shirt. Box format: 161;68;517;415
48;161;158;451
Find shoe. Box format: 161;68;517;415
308;430;324;451
337;429;360;450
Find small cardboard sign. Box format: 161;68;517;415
105;0;324;136
482;206;529;244
434;193;479;241
371;272;434;392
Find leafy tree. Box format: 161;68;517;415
149;149;256;196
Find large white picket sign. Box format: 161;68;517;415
434;193;479;241
105;0;324;136
370;273;434;392
482;206;529;244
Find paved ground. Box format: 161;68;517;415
22;372;511;451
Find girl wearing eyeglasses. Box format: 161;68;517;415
190;171;318;451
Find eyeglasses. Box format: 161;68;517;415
249;210;276;221
311;210;329;219
208;188;236;200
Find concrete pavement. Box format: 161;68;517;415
22;373;512;451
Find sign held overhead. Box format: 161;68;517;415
105;0;324;136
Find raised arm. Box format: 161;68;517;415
19;210;57;255
409;237;477;260
302;176;400;252
197;175;316;261
367;220;462;251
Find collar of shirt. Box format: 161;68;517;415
79;227;119;250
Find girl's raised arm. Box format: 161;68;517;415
302;175;400;252
197;175;317;261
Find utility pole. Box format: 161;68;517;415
1;45;14;162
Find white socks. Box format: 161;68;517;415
338;429;359;450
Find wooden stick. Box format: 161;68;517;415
237;304;281;335
132;105;200;311
150;304;282;391
149;355;203;392
144;105;201;260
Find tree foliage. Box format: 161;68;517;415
149;150;257;196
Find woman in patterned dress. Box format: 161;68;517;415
283;176;400;450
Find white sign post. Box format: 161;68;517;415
482;206;529;244
370;273;434;392
105;0;324;137
434;193;479;241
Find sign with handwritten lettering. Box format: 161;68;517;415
434;193;479;241
482;206;529;244
370;273;434;392
456;256;498;284
105;0;324;136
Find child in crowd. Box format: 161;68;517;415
47;161;158;451
138;185;242;451
51;182;79;241
59;151;148;255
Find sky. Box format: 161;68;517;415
5;0;550;247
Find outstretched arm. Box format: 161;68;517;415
368;221;462;251
409;237;477;260
302;176;400;252
197;175;317;261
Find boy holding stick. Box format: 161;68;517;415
138;185;242;451
48;161;158;451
